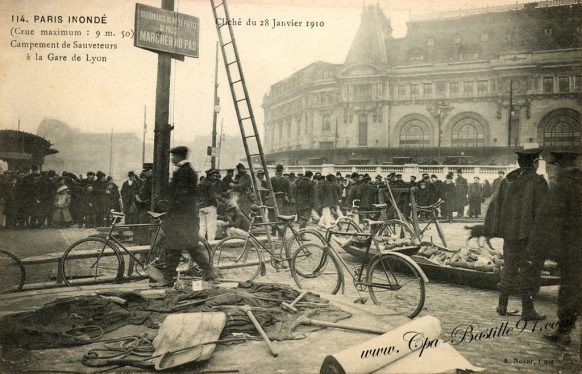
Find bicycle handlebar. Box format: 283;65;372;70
417;199;445;210
110;210;125;218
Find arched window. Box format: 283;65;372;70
451;118;485;147
542;114;581;147
399;119;430;148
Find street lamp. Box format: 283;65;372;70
427;101;454;161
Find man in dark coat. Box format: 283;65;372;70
467;176;484;218
440;173;457;223
530;150;582;345
221;169;235;199
134;164;153;245
455;169;468;217
271;164;291;216
492;170;505;195
355;175;376;220
317;174;339;227
295;171;315;230
233;163;253;215
155;146;218;286
120;171;140;224
484;148;548;320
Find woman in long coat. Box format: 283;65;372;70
53;178;72;228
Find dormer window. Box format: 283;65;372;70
454;35;461;44
544;27;552;36
427;38;434;47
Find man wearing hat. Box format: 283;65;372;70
271;164;291;217
528;150;582;345
134;163;154;245
455;169;468;217
295;170;315;230
441;173;457;223
198;169;220;241
467;176;483;218
221;169;235;199
233;163;253;215
484;148;548;320
121;171;140;224
492;170;505;195
155;146;218;286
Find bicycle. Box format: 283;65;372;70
0;249;25;293
332;199;417;245
211;205;327;282
290;229;428;319
59;211;212;286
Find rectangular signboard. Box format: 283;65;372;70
134;3;199;58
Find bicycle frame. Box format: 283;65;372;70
93;215;162;270
415;207;447;247
323;229;429;294
232;213;325;266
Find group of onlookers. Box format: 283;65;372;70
0;167;154;229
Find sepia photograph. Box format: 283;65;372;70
0;0;581;372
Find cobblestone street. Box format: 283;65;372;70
0;222;580;373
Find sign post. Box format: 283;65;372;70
134;2;199;208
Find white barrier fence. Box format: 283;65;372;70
268;164;518;182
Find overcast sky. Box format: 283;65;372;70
1;0;540;146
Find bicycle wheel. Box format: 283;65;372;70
333;217;363;234
285;228;327;259
367;253;425;319
60;237;125;287
0;249;25;293
379;220;414;241
291;243;342;295
211;237;262;282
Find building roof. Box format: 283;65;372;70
344;4;392;66
0;130;58;157
389;2;582;66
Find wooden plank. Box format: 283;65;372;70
19;237;270;265
20;245;150;265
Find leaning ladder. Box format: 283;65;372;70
210;0;280;220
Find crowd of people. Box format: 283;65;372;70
0;166;154;229
0;162;503;231
191;163;505;242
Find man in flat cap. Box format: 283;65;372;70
528;149;582;345
221;169;235;199
134;163;154;245
121;171;140;224
484;148;548;320
455;169;468;217
198;169;220;241
155;146;219;286
271;164;291;217
233;163;253;215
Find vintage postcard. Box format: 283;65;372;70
0;0;580;373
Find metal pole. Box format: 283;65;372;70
211;41;220;169
109;127;113;176
142;105;146;165
217;118;224;169
152;0;174;209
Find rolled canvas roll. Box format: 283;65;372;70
320;315;442;374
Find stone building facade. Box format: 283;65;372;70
262;0;582;165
